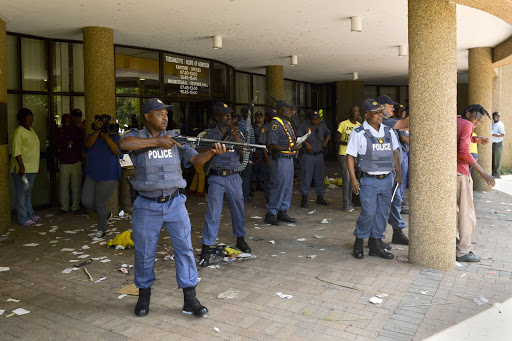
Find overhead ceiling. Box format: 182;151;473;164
1;0;511;85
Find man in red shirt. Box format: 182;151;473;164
457;104;495;262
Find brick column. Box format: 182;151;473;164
0;18;11;231
266;65;283;105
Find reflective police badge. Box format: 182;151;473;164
272;124;278;131
261;128;266;133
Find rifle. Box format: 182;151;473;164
133;135;266;155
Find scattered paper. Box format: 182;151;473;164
376;293;389;298
164;255;174;261
276;292;293;299
307;210;316;215
82;245;90;250
208;265;221;269
455;261;463;267
94;277;107;283
118;210;125;217
320;218;332;224
396;257;409;263
297;238;306;242
62;268;80;274
72;251;84;255
64;230;77;234
214;327;220;333
420;291;429;295
23;243;39;247
369;296;383;304
250;216;262;219
0;310;4;315
69;260;79;263
101;259;111;263
396;247;404;250
7;298;20;302
314;235;323;239
474;295;488;306
0;267;10;272
118;294;127;299
60;248;75;252
12;308;30;315
237;253;256;259
35;224;43;226
460;274;466;278
77;255;90;259
269;240;275;244
307;255;317;259
38;232;46;235
117;283;139;296
288;223;296;227
217;288;240;300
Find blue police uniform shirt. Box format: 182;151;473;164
253;123;264;145
266;118;296;148
382;117;408;153
259;122;272;145
85;134;121;182
121;127;197;197
202;126;242;170
297;121;331;153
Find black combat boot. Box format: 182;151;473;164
368;237;394;259
236;236;252;253
301;195;308;208
265;212;282;226
182;287;208;316
198;244;210;267
134;287;151;317
367;239;391;251
277;210;296;223
316;195;329;206
353;238;364;259
392;229;409;245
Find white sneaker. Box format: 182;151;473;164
92;230;106;240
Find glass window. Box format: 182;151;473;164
235;72;250;104
72;96;85;114
22;95;49;152
116;47;159;96
283;80;296;104
212;62;228;100
53;42;70;92
7;94;19;153
53;95;71;126
379;86;398;101
72;44;85;92
228;67;235;103
21;38;48;91
399;86;408;108
116;97;140;132
252;75;266;105
363;86;377;100
7;35;18;90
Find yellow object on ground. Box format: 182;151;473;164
225;247;242;256
107;230;135;248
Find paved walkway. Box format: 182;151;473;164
1;172;512;340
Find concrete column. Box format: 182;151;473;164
468;47;493;190
408;0;457;270
0;18;10;231
336;80;364;123
83;27;118;215
266;65;283;105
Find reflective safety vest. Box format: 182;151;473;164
273;116;295;154
358;126;395;173
130;129;186;192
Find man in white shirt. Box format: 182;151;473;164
492;112;506;178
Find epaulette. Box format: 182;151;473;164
353;125;364;133
197;131;207;138
120;129;135;136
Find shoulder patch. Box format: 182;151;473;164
272;124;278;131
261;128;266;133
354;126;363;133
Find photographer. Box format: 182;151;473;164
81;115;121;239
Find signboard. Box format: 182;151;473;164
164;54;210;97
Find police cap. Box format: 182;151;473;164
307;110;320;119
255;111;263;117
212;101;234;115
361;98;385;113
142;98;174;115
276;100;294;110
376;95;398;106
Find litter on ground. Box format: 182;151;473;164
7;298;20;302
217;288;240;299
276;292;293;299
376;293;389;298
94;277;107;283
214;327;220;333
60;248;75;252
12;308;30;316
23;243;39;247
307;255;317;259
474;295;488;306
320;218;332;224
269;240;275;244
314;235;323;239
369;296;383;304
307;210;316;215
397;257;409;263
250;216;262;219
297;238;306;241
0;267;10;272
118;294;127;299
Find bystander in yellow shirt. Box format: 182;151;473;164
337;119;361;155
10;126;40;173
469;132;478;155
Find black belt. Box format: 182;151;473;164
271;152;295;159
140;189;183;203
362;172;391;179
305;151;323;156
210;169;240;177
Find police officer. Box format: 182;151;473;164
298;110;331;208
346;99;401;260
264;100;302;225
198;102;252;266
119;98;228;317
259;107;276;202
376;95;409;245
251;111;265;192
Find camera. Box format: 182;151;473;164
91;114;119;134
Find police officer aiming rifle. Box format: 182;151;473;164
119;98;228;318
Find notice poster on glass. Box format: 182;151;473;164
164;54;210;98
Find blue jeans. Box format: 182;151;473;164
12;172;37;225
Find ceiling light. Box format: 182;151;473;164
352;72;358;81
139;78;145;81
399;45;408;57
351;16;362;32
213;35;222;49
290;55;298;66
